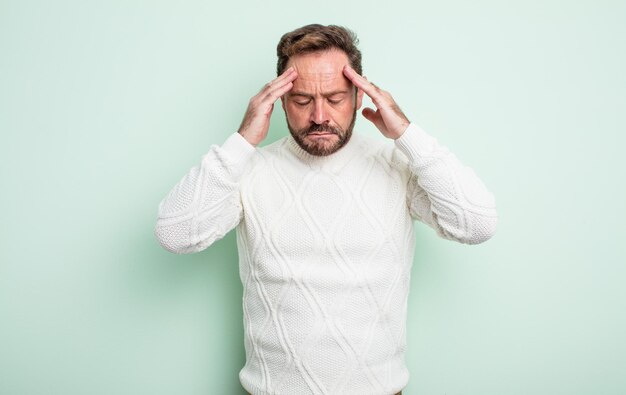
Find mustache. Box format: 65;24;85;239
300;124;341;135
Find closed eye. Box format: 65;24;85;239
327;93;347;104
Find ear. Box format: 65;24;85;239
356;86;364;110
355;77;365;110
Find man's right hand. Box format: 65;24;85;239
237;67;298;146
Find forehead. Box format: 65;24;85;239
286;49;351;92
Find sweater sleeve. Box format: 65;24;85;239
154;133;256;254
393;123;498;244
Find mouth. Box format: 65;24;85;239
306;132;337;139
307;131;336;136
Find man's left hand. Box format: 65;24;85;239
343;65;410;140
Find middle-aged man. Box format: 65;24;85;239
155;24;497;395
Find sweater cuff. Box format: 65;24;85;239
394;122;439;162
204;133;256;178
220;132;257;164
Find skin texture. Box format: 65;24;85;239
281;49;363;156
343;64;411;140
237;49;411;153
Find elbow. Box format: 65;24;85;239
439;211;498;245
154;225;186;254
154;218;227;254
154;222;199;254
465;214;498;245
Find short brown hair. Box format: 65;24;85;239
276;24;362;76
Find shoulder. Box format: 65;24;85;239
350;132;409;168
350;133;387;156
256;136;290;157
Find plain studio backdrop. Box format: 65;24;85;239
1;0;624;394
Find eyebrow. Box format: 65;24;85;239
289;90;350;98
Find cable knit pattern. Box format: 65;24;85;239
155;123;497;395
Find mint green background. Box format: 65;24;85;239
1;0;624;394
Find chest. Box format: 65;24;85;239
239;156;411;259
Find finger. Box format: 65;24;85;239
270;80;294;101
342;65;382;102
268;67;297;89
264;69;297;99
256;72;296;107
362;107;386;131
266;75;296;100
257;82;294;117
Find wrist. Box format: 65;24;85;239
390;122;411;140
237;130;260;146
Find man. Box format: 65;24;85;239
155;24;497;395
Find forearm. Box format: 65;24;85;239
155;133;256;253
396;123;498;244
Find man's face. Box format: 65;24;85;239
281;49;363;156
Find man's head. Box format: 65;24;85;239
277;24;364;156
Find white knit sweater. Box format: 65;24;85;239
155;123;497;395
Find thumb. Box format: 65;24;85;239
362;107;376;121
362;107;385;130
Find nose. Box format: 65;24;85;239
310;100;330;125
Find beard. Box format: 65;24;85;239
286;108;357;156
